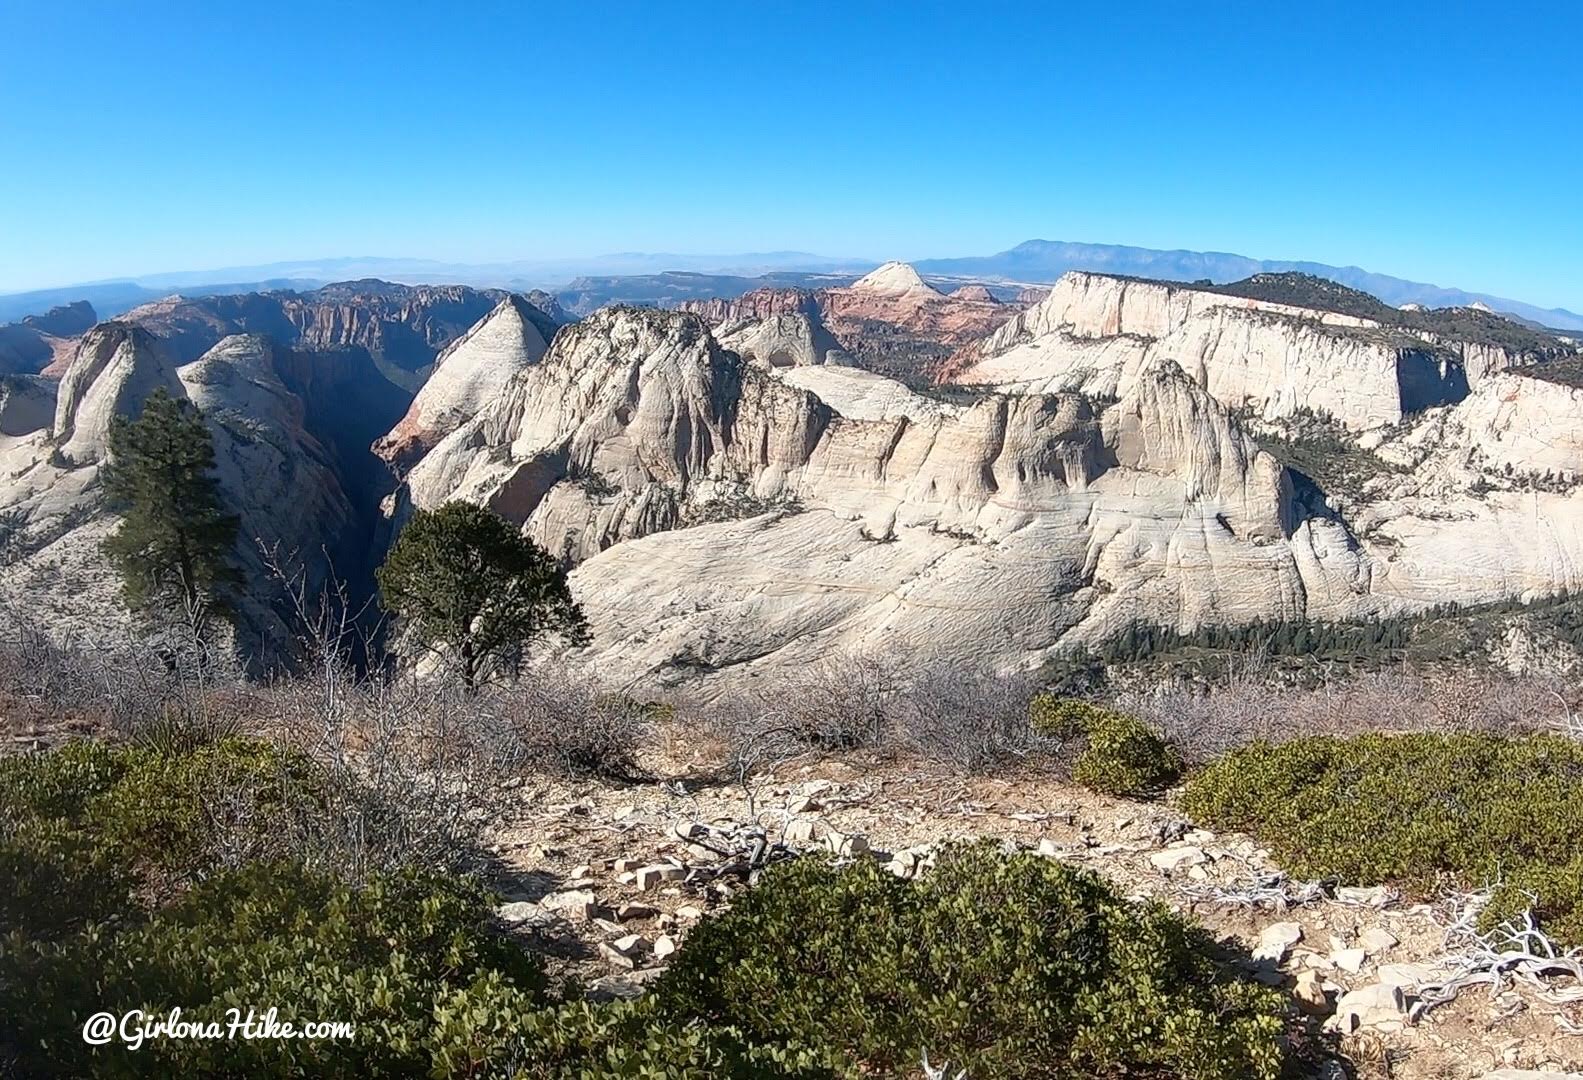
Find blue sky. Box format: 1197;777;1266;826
2;1;1579;307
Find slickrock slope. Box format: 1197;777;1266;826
0;332;357;654
373;295;555;475
944;271;1560;429
52;323;185;465
391;302;1583;686
392;307;1364;684
678;287;823;324
0;301;97;376
713;312;854;369
847;260;944;302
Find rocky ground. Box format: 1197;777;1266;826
485;735;1583;1079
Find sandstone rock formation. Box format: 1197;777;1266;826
373;295;555;475
52;323;185;465
943;271;1556;430
713;312;853;370
680;263;1020;385
387;293;1583;688
389;307;1327;684
848;261;944;302
950;284;999;303
0;330;359;656
0;301;96;376
113;280;555;392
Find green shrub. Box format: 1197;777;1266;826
653;843;1286;1079
1030;696;1181;796
1183;732;1583;943
5;861;548;1078
498;997;839;1079
0;737;333;933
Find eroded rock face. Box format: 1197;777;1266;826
373;296;554;475
114;280;551;392
679;264;1020;385
53;323;185;465
947;271;1539;431
0;333;359;658
714;312;853;369
391;307;1360;685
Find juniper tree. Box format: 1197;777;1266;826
376;501;588;690
101;388;240;630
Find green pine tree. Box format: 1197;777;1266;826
101;388;241;627
377;501;589;690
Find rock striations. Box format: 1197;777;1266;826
0;328;358;655
384;307;1313;685
945;271;1547;430
382;280;1583;688
373;295;555;475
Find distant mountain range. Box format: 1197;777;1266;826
3;240;1578;331
913;241;1583;331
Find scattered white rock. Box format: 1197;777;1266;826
1332;949;1368;974
1335;885;1392;908
1293;969;1329;1011
539;889;598;922
634;864;686;891
1149;846;1207;872
1329;983;1408;1034
1358;927;1398;954
826;831;869;857
783;819;818;844
1376;961;1444;988
609;933;644;956
653;934;677;959
1254;922;1304;963
496;901;547;925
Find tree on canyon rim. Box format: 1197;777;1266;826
101;388;240;637
376;501;589;690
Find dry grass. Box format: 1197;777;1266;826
1115;657;1581;765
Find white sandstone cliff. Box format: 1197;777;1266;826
0;330;357;653
373;295;553;474
952;272;1485;430
392;306;1394;685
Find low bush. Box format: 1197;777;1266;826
1031;696;1180;795
1183;732;1583;944
652;842;1286;1079
894;664;1044;773
497;672;651;780
3;735;1292;1078
3;862;549;1078
0;738;333;933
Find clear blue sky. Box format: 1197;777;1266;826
2;1;1579;307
